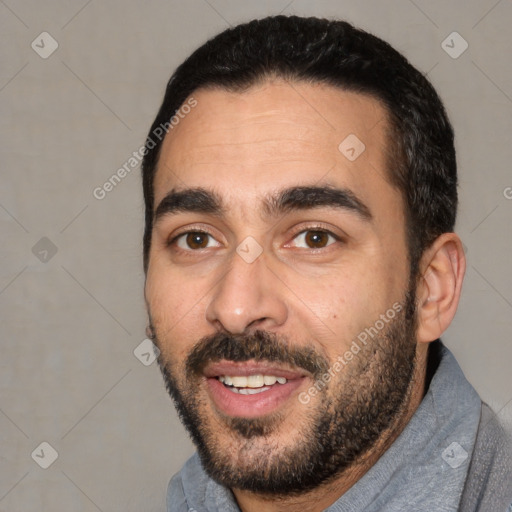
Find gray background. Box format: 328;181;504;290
1;0;511;510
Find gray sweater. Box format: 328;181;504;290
167;342;512;511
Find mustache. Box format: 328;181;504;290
185;330;329;379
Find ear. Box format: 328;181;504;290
415;233;466;343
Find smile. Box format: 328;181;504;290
218;374;287;395
203;362;309;418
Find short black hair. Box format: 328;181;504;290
141;15;457;276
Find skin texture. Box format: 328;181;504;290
144;80;466;512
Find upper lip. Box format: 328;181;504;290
203;360;309;380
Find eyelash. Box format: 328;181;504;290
167;225;343;253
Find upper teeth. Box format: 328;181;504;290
218;375;287;387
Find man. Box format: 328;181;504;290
141;15;512;512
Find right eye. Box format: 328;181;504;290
170;231;222;251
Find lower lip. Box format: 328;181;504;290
206;377;306;418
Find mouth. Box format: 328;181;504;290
203;361;309;418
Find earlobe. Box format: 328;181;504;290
415;233;466;343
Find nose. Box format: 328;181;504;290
205;249;288;334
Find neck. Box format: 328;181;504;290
232;343;430;512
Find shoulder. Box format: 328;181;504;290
460;403;512;511
166;471;187;512
166;453;206;512
474;403;512;465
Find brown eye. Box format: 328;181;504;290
290;229;339;249
186;233;209;249
304;231;330;248
173;231;220;251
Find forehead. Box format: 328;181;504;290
153;80;400;220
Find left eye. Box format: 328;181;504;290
174;232;221;250
290;230;338;249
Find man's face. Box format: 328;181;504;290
145;81;418;493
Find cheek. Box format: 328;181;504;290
145;265;207;357
293;264;395;356
287;271;363;353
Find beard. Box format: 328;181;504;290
154;287;418;496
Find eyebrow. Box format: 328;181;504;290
154;188;224;223
264;185;372;221
153;185;372;224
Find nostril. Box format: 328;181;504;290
247;317;269;330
